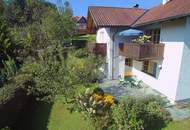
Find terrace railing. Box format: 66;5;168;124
119;43;165;60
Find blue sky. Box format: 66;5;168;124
50;0;162;16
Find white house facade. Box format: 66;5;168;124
87;0;190;103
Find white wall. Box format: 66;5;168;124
176;16;190;101
96;28;111;43
96;18;190;102
96;28;113;79
158;19;185;101
119;18;186;102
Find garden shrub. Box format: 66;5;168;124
76;88;172;130
111;96;172;130
75;87;116;130
139;95;167;106
73;48;89;58
0;85;16;104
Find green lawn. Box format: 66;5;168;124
162;118;190;130
32;96;94;130
20;96;190;130
73;34;96;43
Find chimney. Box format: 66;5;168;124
163;0;170;5
133;4;139;8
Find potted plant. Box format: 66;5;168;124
132;35;151;44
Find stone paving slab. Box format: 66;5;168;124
99;79;190;121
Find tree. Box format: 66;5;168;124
0;0;5;14
0;17;19;85
3;0;56;27
53;0;76;40
0;0;92;104
62;0;75;39
14;45;104;103
63;0;73;16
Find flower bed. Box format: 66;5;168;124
75;87;172;130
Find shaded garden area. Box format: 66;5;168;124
15;96;93;130
0;0;190;130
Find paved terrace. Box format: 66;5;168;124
99;79;190;121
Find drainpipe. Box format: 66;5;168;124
111;28;120;79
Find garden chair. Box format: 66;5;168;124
123;76;143;88
119;76;131;87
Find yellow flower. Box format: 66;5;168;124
92;93;103;101
103;94;115;105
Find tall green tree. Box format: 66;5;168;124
0;0;5;14
0;17;19;85
0;0;83;104
53;0;76;40
14;46;104;103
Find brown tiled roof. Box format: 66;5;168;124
88;6;147;27
74;16;87;22
88;0;190;28
134;0;190;26
74;16;82;22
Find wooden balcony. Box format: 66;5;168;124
119;43;165;60
88;43;107;56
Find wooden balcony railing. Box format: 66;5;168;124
119;43;165;60
88;43;107;56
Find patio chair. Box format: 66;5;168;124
130;79;143;88
124;76;143;89
119;76;131;87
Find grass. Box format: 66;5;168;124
32;96;94;130
18;95;190;130
73;34;96;43
162;118;190;130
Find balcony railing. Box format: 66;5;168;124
119;43;165;60
88;43;107;56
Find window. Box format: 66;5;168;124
142;61;157;77
119;43;124;51
100;32;104;42
125;58;133;67
143;61;149;72
145;29;160;43
79;23;87;29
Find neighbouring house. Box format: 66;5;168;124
87;0;190;103
74;16;87;35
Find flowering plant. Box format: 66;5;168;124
132;35;151;44
76;87;116;116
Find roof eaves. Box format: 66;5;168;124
98;25;131;28
134;13;190;27
88;7;99;28
88;6;146;10
131;9;149;26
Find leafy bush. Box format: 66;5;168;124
68;52;105;84
111;96;172;130
75;87;116;130
0;56;17;84
13;44;104;103
76;89;171;130
73;48;89;58
0;85;16;104
0;17;19;85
